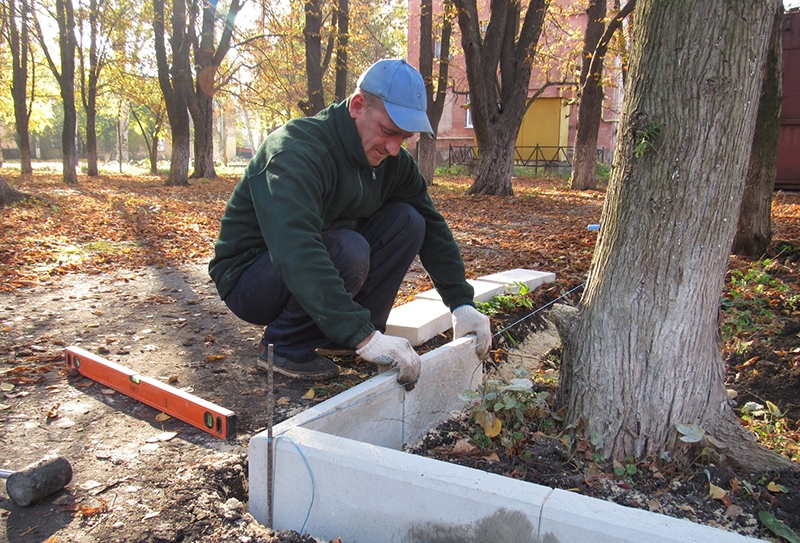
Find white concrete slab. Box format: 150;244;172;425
268;337;481;450
385;298;452;346
539;488;765;543
252;426;551;543
272;369;405;449
401;338;481;445
480;269;556;293
415;279;506;303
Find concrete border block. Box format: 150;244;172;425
252;426;552;543
480;269;556;292
385;299;452;345
539;488;765;543
415;279;506;303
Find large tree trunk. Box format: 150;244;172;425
557;0;790;471
8;0;33;175
191;92;217;179
732;6;783;258
469;130;516;196
0;178;32;207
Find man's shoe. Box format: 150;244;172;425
256;344;339;381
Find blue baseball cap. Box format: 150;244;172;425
356;59;434;135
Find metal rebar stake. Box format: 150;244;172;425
267;343;275;528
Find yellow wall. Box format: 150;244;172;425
516;98;568;148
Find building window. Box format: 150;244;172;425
465;95;473;128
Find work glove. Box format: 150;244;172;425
453;305;492;360
356;331;422;389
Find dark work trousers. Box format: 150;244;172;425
223;202;426;362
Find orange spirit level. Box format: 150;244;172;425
65;346;236;440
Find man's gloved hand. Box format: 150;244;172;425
453;305;492;360
356;331;422;388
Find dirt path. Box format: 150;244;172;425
1;262;358;543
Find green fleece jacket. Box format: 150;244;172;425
208;99;474;349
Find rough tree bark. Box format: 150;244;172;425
556;0;792;471
570;0;635;191
453;0;548;196
732;6;783;258
417;0;452;185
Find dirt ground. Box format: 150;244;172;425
0;173;798;542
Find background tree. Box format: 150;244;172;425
334;0;348;102
2;0;34;174
187;0;242;179
235;0;405;129
76;0;130;176
299;0;329;116
732;5;783;258
33;0;79;184
453;0;549;196
569;0;634;191
299;0;348;116
416;0;452;185
153;0;192;186
554;0;791;471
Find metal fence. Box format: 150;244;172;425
447;145;605;171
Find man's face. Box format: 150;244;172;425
350;94;414;167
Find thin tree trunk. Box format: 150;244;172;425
334;0;348;102
732;6;783;258
58;0;78;185
8;0;33;175
154;0;191;186
417;133;437;184
570;0;607;191
417;0;452;186
558;0;790;471
571;0;635;191
150;136;159;174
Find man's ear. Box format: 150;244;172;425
349;93;366;119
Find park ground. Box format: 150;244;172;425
0;168;798;542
